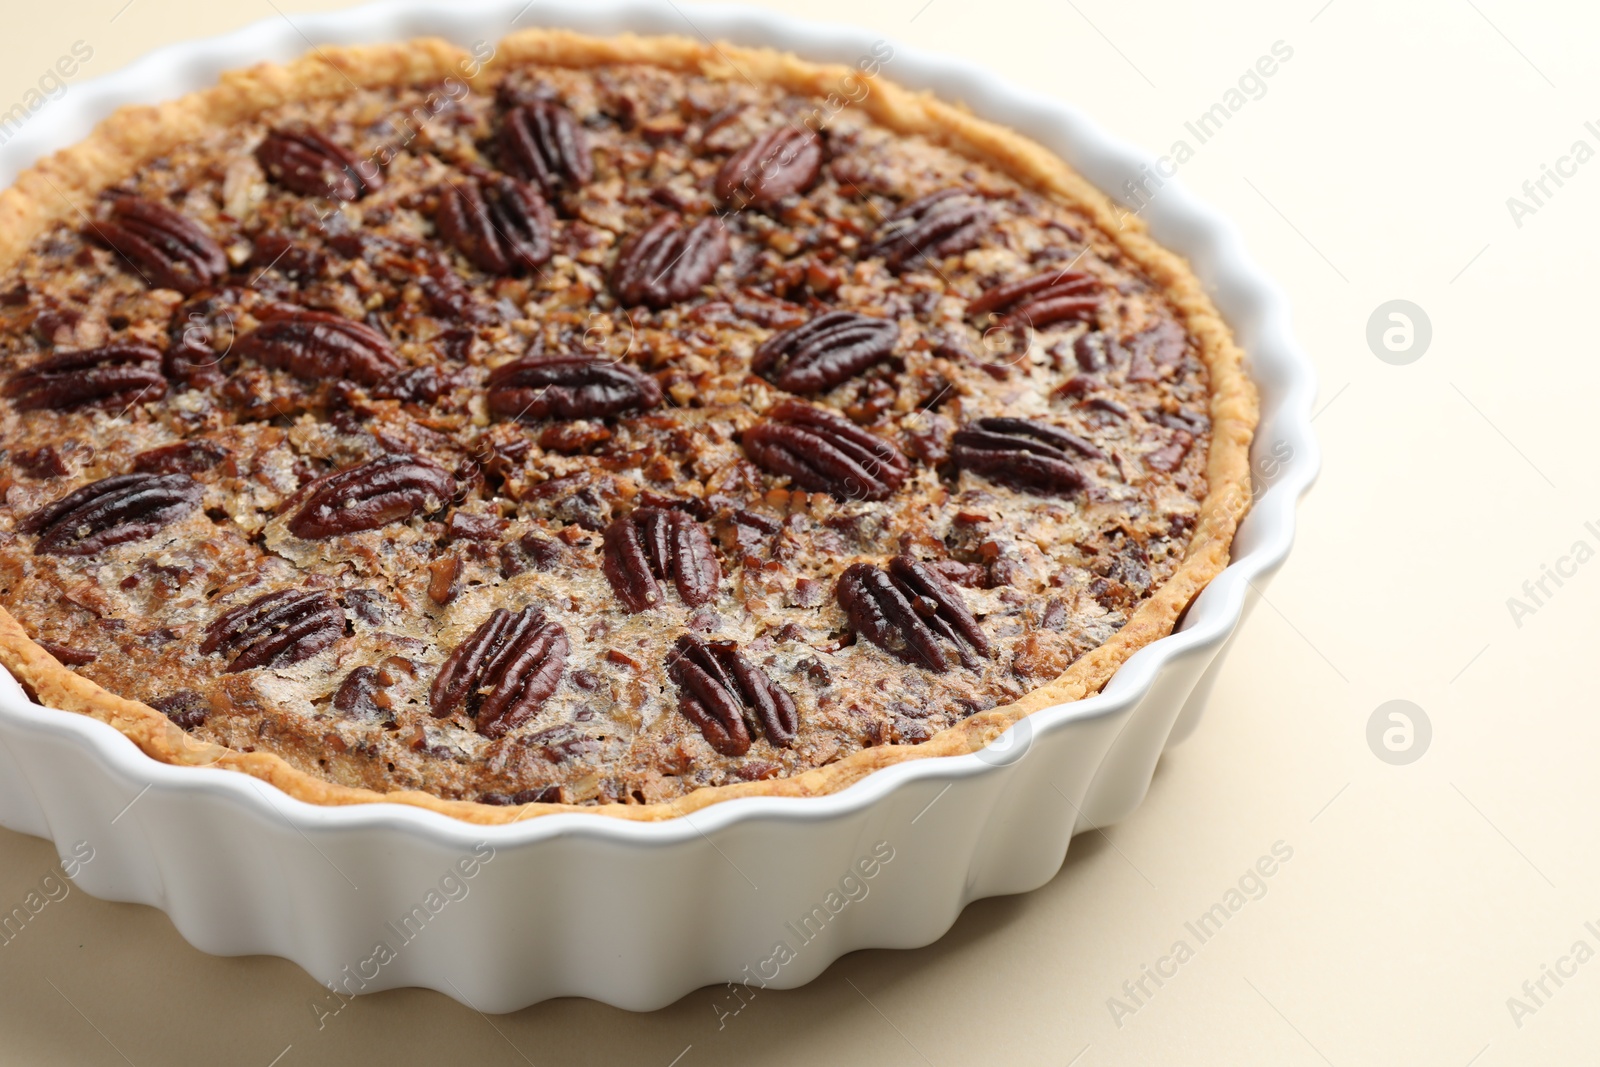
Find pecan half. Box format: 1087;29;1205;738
435;175;553;275
610;212;729;309
166;288;238;389
200;589;344;672
13;446;68;479
742;399;910;501
255;128;381;201
20;473;202;556
499;101;593;195
667;634;797;756
752;311;898;395
714;126;823;210
967;270;1100;331
236;308;403;386
430;607;569;738
837;554;990;672
131;439;230;475
1144;429;1194;473
949;417;1103;495
150;691;208;730
867;188;991;273
602;507;721;612
334;656;413;722
486;356;662;422
88;196;227;295
287;454;455;539
4;343;166;411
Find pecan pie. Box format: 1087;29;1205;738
0;32;1257;823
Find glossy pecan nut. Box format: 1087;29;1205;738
742;399;910;501
255;128;381;201
949;417;1103;495
87;196;227;295
20;472;202;557
499;101;593;195
667;634;797;757
867;188;991;273
714;126;823;210
131;439;230;475
486;355;662;422
601;507;721;612
430;607;569;738
236;308;403;386
610;212;730;309
837;554;990;672
4;343;166;412
751;311;898;395
1144;429;1194;473
435;175;554;275
966;269;1100;331
200;589;344;673
165;288;240;389
287;454;455;539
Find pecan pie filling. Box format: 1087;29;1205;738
0;58;1216;807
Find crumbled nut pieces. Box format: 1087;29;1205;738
0;61;1214;806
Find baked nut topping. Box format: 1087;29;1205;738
949;417;1104;495
486;355;663;421
0;35;1255;817
867;188;991;273
837;555;990;672
4;342;167;411
286;454;455;539
498;99;594;196
610;212;731;308
88;196;227;295
430;606;569;739
668;634;797;757
742;399;911;501
714;127;824;210
602;506;721;613
236;308;403;386
256;128;383;202
751;311;899;395
21;473;202;556
435;174;555;275
202;589;345;673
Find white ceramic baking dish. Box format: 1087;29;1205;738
0;0;1317;1012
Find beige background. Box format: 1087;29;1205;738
0;0;1594;1063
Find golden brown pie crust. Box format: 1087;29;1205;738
0;29;1257;824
